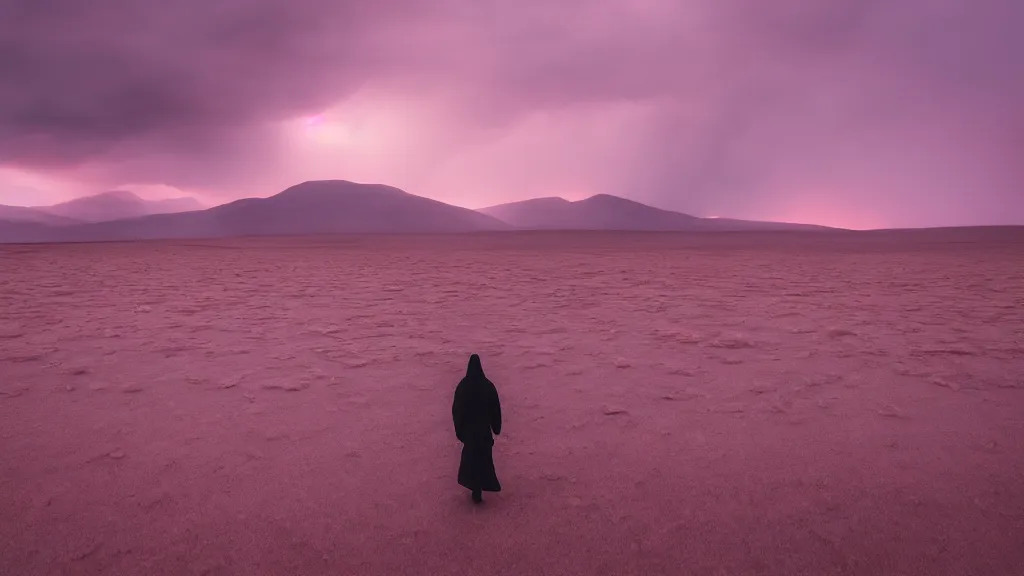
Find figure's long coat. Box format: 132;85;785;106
452;357;502;492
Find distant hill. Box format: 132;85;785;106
479;194;837;231
147;196;206;214
0;180;510;243
31;190;204;223
0;219;89;243
0;204;82;226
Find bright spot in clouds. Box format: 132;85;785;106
297;114;354;146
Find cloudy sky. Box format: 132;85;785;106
1;0;1021;229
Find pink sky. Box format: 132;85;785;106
1;0;1022;229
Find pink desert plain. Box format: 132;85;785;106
2;229;1023;575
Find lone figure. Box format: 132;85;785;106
452;354;502;503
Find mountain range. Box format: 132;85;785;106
0;190;205;225
479;195;831;232
0;180;839;243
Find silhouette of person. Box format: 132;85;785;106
452;354;502;504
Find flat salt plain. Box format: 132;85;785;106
1;229;1023;576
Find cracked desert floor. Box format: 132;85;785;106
2;230;1023;576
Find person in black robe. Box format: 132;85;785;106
452;354;502;504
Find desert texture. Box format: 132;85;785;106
2;230;1023;576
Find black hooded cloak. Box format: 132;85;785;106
452;354;502;493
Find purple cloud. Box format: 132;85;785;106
1;0;1021;227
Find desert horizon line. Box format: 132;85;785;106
6;178;1024;232
0;179;874;230
0;179;775;220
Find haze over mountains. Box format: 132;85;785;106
0;205;81;226
479;196;833;232
0;180;840;243
0;190;205;224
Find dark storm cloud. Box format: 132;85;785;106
0;0;1021;227
0;0;427;165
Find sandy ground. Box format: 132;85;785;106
2;230;1023;576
